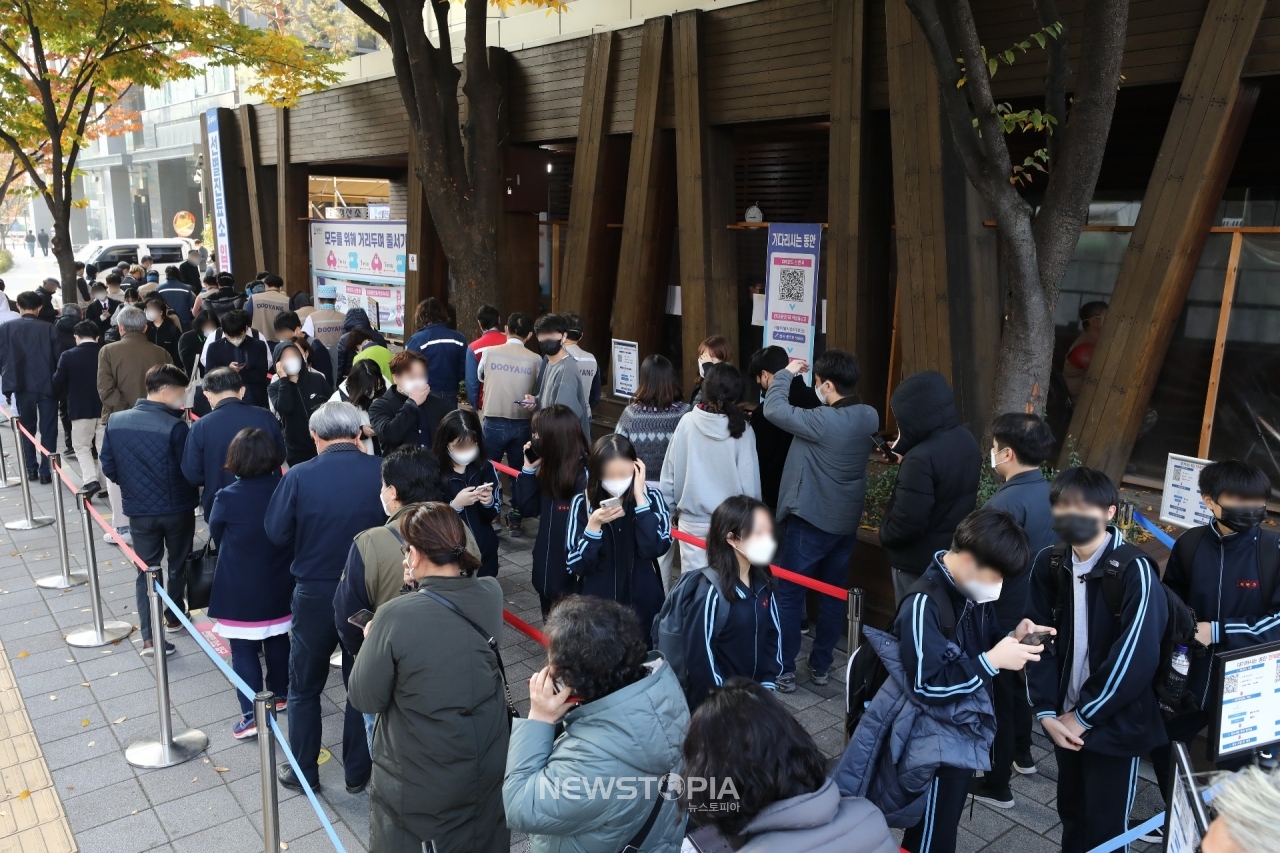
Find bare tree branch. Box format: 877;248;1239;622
341;0;391;41
1032;0;1070;165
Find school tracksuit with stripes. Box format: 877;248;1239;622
894;557;1003;853
1025;527;1169;853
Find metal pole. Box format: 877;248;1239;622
0;415;19;489
5;416;53;530
35;455;87;589
846;587;864;656
65;490;133;647
255;691;281;853
126;567;208;768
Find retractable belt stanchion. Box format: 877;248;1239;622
35;454;87;589
126;566;208;768
5;416;53;530
255;691;281;853
65;487;134;647
0;412;20;489
846;587;863;655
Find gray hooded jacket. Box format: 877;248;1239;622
659;407;761;526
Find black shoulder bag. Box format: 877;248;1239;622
418;589;519;726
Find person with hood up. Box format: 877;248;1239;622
336;307;387;382
660;363;761;573
504;596;690;853
878;370;982;603
682;678;897;853
268;339;331;466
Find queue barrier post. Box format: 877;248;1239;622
255;691;282;853
65;488;133;647
126;567;208;768
35;454;87;590
0;413;19;490
5;416;53;530
846;587;863;656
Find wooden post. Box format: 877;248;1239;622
612;16;675;362
884;0;951;383
404;136;449;319
672;10;737;394
275;108;310;295
238;105;269;275
559;32;618;357
1068;0;1265;479
1198;230;1244;457
826;0;868;356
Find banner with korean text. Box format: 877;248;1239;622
310;220;409;335
762;223;822;367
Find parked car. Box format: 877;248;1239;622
75;238;195;268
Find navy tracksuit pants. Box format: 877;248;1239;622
902;766;973;853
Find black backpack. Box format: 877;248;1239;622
205;289;245;321
1047;541;1200;719
845;576;956;738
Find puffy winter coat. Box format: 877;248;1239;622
99;399;200;517
833;627;995;828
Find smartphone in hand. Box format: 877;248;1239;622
600;496;623;510
347;609;375;629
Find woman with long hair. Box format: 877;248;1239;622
660;362;761;572
434;408;501;577
330;358;385;454
511;404;589;616
689;334;731;406
565;434;671;643
614;354;690;475
349;502;509;853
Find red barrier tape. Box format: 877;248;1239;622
503;610;546;645
490;460;851;601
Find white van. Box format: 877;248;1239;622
75;238;196;268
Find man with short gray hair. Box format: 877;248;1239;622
96;304;172;545
264;400;380;795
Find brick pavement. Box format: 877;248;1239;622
0;434;1166;852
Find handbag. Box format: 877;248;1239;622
183;542;218;611
419;589;519;726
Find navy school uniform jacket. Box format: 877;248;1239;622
894;555;1003;709
181;397;287;519
564;486;672;639
984;470;1058;634
1024;527;1170;756
512;467;587;603
1163;523;1280;707
205;336;271;408
444;459;502;578
680;570;784;708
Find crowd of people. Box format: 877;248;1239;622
0;266;1278;853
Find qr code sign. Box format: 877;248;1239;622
1224;673;1238;693
778;268;806;302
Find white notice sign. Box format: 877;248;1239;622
612;339;639;400
1213;641;1280;759
1159;453;1215;529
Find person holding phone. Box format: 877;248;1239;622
565;434;671;644
511;405;589;616
435;409;502;577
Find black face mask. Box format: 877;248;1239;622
1052;513;1103;546
1217;505;1268;534
538;338;562;357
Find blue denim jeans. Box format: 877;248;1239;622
483;416;531;515
774;516;857;676
14;391;58;479
230;634;290;719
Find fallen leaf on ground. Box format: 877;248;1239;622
15;651;28;659
49;695;56;701
109;672;117;677
80;682;89;687
81;719;89;727
112;717;125;724
213;766;229;773
17;790;29;800
87;741;95;747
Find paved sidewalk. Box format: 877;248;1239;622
0;437;1165;852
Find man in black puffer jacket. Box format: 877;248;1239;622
879;371;982;603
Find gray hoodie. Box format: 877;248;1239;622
659;407;761;526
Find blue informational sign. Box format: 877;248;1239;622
205;108;231;273
762;223;823;366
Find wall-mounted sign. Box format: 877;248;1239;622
204;109;231;272
1159;453;1215;529
762;223;822;367
612;339;639;399
310;220;407;282
316;275;406;336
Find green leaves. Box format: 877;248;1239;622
957;22;1064;81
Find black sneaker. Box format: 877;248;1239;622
775;673;797;694
1013;749;1038;775
969;776;1015;809
278;764;320;793
345;777;369;794
808;661;830;687
38;472;51;485
1137;824;1164;844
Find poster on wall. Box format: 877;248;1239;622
310;220;409;336
612;339;639;399
1159;453;1216;529
762;223;822;368
205;108;231;273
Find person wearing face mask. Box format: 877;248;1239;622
763;349;879;693
1153;460;1279;815
178;310;218;380
274;311;333;387
268;340;332;466
370;350;449;455
203;309;271;408
524;312;591;443
970;412;1058;808
845;508;1043;853
655;495;783;708
143;296;182;363
85;282;123;336
1024;467;1170;853
689;335;730;407
435;409;502;578
565;434;671;643
746;346;820;511
99;365;200;657
155;265;195;330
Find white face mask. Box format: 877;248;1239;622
601;477;632;498
202;327;217;337
990;448;1000;470
379;486;394;516
226;335;245;346
697;358;713;378
399;377;426;395
961;579;1003;604
282;357;303;376
735;535;777;567
145;309;161;322
816;381;833;406
449;446;479;466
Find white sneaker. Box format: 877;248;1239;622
103;526;131;546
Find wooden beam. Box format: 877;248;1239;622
559;31;618;357
1068;0;1265;479
673;10;738;393
884;0;951;384
826;0;867;356
1198;230;1243;457
612;16;675;363
238;105;268;274
276;108;310;295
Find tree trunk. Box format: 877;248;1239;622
49;203;78;304
989;227;1056;419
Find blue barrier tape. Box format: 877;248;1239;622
1133;510;1177;549
152;581;348;853
1082;775;1225;853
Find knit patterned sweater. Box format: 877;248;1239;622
614;402;691;476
